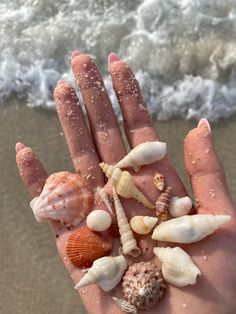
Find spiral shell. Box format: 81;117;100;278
169;196;192;217
30;171;93;226
155;186;172;215
100;163;154;209
112;298;137;314
86;210;112;232
113;189;141;257
130;216;158;235
153;173;165;191
66;226;112;267
97;187;113;215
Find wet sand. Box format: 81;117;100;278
1;103;236;314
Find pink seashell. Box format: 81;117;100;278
30;171;93;226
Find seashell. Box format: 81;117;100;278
153;172;165;191
113;189;141;257
130;216;158;235
100;163;154;209
169;196;192;217
154;247;201;287
155;186;172;215
30;171;93;226
115;141;167;172
97;187;113;215
86;210;112;232
66;226;112;267
75;255;127;291
112;297;137;314
152;214;231;243
122;262;165;310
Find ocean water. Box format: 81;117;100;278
1;0;236;121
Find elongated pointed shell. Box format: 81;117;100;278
152;214;231;243
155;186;172;215
169;196;192;217
66;226;112;267
130;216;158;235
154;247;201;287
30;171;93;226
100;163;154;209
115;141;167;172
153;173;165;191
113;189;141;257
112;298;137;314
75;255;127;291
97;187;113;215
86;210;112;232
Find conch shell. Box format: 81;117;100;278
97;187;113;215
152;214;231;243
113;189;141;257
30;171;93;226
154;247;201;287
155;186;172;215
100;163;154;209
112;298;137;314
115;141;167;172
153;173;165;191
169;196;192;217
130;216;158;235
75;255;127;291
86;210;112;232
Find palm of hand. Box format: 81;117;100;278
16;52;236;314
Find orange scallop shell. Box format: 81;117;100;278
66;226;112;268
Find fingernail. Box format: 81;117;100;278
57;80;65;86
71;50;81;59
198;118;211;132
15;142;26;153
108;53;120;64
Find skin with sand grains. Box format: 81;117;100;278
16;52;236;314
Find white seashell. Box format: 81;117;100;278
152;214;231;243
154;247;201;287
169;196;192;217
86;210;112;232
115;141;167;172
112;297;137;314
130;216;158;235
75;255;127;291
113;189;141;257
97;187;113;215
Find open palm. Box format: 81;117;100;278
16;52;236;314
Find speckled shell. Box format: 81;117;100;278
169;196;192;217
30;171;93;226
155;186;172;215
130;216;158;235
100;163;154;209
153;173;165;191
112;298;137;314
66;226;112;268
122;262;165;310
86;210;112;232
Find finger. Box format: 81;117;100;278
54;80;104;189
184;118;235;215
16;143;48;197
71;51;126;164
109;53;158;147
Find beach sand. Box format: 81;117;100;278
1;103;236;314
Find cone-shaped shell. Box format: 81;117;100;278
153;173;165;191
30;171;93;226
75;255;127;291
154;247;201;287
152;214;231;243
66;226;112;267
155;186;172;215
169;196;192;217
100;163;154;209
115;141;167;172
113;189;141;257
112;298;137;314
130;216;158;235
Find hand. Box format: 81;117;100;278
16;52;236;314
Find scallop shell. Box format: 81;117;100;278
86;210;112;232
75;255;127;291
30;171;93;226
130;216;158;235
169;196;192;217
100;163;154;209
154;247;201;287
113;189;141;257
122;262;165;310
66;226;112;267
115;141;167;172
112;298;137;314
155;186;172;215
153;173;165;191
97;187;113;215
152;214;231;243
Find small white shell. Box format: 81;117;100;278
97;187;113;215
169;196;192;217
112;297;137;314
130;216;158;235
86;210;112;232
154;247;201;287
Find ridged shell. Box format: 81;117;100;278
112;298;137;314
155;186;172;215
66;226;112;267
130;216;158;235
154;247;201;287
152;214;231;243
169;196;192;217
100;163;154;209
86;210;112;232
122;262;165;310
30;171;93;226
153;173;165;191
75;256;127;291
97;187;113;215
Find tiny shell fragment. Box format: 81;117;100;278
153;173;165;191
112;297;137;314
